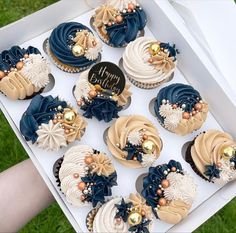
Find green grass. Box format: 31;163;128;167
0;1;235;232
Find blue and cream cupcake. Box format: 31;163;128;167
20;95;87;151
92;0;147;47
141;160;197;224
86;193;152;232
0;46;51;100
56;145;117;207
47;22;102;73
154;83;208;135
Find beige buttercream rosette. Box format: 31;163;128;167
190;129;236;184
107;115;162;168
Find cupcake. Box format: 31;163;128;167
55;145;117;207
92;0;147;47
141;160;197;224
107;115;162;168
122;37;178;89
74;62;132;122
47;22;102;73
86;193;152;232
186;130;236;184
20;95;87;151
0;46;51;100
154;83;208;135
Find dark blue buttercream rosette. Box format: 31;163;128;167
20;95;67;142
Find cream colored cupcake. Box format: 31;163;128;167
107;115;163;168
187;130;236;184
58;145;117;207
122;37;178;89
88;193;152;233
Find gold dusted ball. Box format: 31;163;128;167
142;140;156;154
72;44;85;57
149;43;160;56
221;146;236;159
63;110;76;124
128;211;142;226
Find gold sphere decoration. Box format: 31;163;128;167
128;211;142;226
149;43;160;56
63;110;76;124
142;140;156;154
72;44;85;57
221;146;236;159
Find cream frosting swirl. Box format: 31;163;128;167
59;145;93;207
123;37;176;85
107;115;162;168
92;194;152;233
59;145;117;206
191;130;236;184
93;198;129;233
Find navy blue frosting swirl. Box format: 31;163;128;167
81;171;117;207
49;22;98;68
81;96;122;122
105;6;147;47
154;83;202;124
141;160;183;217
20;95;67;143
0;46;41;71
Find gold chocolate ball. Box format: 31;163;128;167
149;43;160;55
63;110;76;124
128;212;142;226
72;44;85;57
142;140;156;154
221;146;236;159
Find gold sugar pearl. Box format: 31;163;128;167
128;211;142;226
221;146;235;159
63;110;76;124
142;140;156;154
149;42;160;56
72;44;85;57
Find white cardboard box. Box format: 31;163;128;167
1;1;236;232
